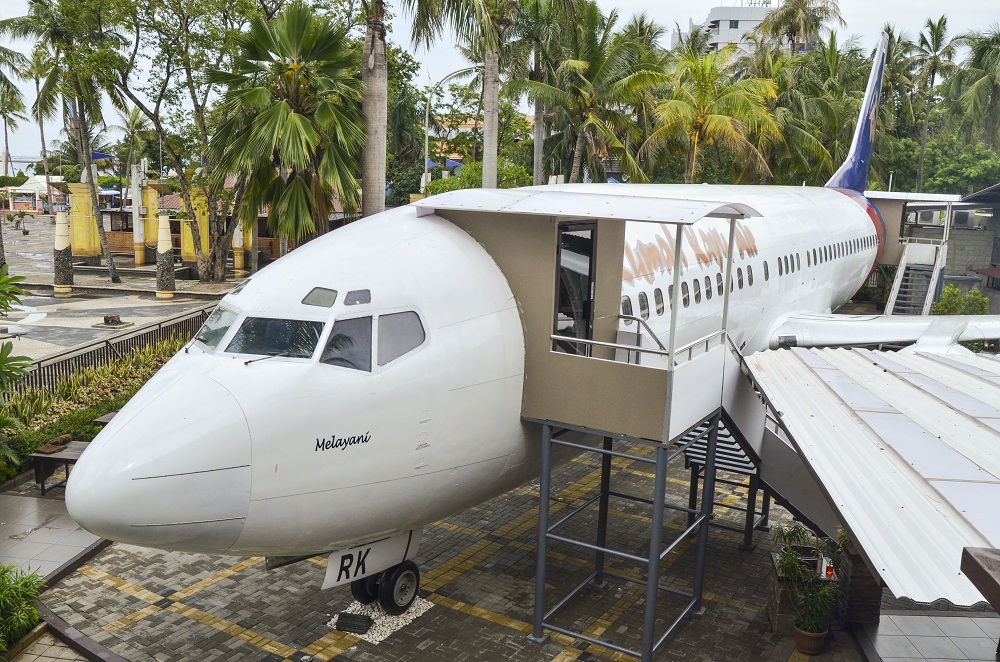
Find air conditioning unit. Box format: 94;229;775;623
953;211;970;226
917;210;936;224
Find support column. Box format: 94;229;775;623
131;164;145;266
592;436;613;588
233;223;245;271
693;413;719;613
529;424;552;645
53;211;73;298
641;444;669;662
155;214;175;299
741;473;759;551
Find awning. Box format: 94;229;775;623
973;267;1000;279
746;347;1000;606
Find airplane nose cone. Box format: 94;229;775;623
66;370;251;553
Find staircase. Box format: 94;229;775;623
885;242;944;316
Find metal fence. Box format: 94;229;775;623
18;305;215;392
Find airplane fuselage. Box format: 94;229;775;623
66;183;885;558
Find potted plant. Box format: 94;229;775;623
773;522;843;656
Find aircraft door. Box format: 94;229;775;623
554;222;597;355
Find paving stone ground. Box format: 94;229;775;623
30;448;864;662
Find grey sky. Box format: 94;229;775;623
0;0;995;161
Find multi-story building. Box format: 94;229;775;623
671;1;775;54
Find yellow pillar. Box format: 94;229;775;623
180;189;210;263
142;185;159;255
66;183;101;258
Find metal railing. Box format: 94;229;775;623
17;304;215;392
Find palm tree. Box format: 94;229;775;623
880;24;917;138
209;1;364;245
113;106;151;203
757;0;846;56
0;88;27;178
643;46;779;184
404;0;510;188
914;16;957;191
360;0;388;217
523;2;664;183
23;44;58;212
948;26;1000;150
1;0;122;282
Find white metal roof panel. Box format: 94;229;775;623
746;347;1000;606
413;188;761;225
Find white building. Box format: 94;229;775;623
671;2;775;54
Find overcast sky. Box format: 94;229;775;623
0;0;995;162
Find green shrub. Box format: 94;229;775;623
0;564;44;654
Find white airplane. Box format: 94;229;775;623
65;33;1000;616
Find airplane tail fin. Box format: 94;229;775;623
825;32;889;192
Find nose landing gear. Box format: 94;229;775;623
348;560;421;615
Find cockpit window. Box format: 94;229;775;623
224;317;323;358
321;316;372;371
345;290;371;305
378;312;425;366
194;305;239;349
302;287;338;308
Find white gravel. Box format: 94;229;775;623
326;598;434;645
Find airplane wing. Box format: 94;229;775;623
769;313;1000;350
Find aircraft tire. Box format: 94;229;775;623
350;573;380;604
377;560;420;615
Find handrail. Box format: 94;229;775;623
550;334;672;358
618;315;666;350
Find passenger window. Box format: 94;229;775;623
621;296;633;325
796;254;801;271
321;316;372;371
784;256;789;273
378;311;425;366
668;285;674;309
681;282;690;307
737;267;744;289
345;289;371;305
778;258;784;276
747;265;754;286
813;248;818;265
716;273;723;296
302;287;338;307
704;276;712;300
654;288;664;315
692;278;702;303
638;291;649;319
807;251;811;268
763;261;769;281
225;317;324;358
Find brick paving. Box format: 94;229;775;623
29;448;864;662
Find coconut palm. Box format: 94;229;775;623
914;16;957;190
757;0;845;56
360;0;388;217
522;2;665;183
880;24;917;137
945;26;1000;150
643;46;779;184
23;44;59;212
1;0;123;282
0;88;27;179
209;1;364;245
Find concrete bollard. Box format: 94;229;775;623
233;223;245;271
155;214;175;299
53;211;73;298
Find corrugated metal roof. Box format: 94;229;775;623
746;347;1000;606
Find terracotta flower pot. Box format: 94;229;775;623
793;626;828;656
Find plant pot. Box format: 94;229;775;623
22;229;29;235
793;626;828;656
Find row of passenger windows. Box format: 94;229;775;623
622;232;879;322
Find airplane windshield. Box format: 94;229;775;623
224;317;324;358
194;305;239;349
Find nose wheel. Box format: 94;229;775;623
348;561;421;615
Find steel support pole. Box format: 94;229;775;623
641;444;669;662
530;424;553;644
592;436;613;588
758;489;771;530
741;472;759;551
693;414;719;613
687;465;699;528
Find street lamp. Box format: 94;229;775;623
422;65;483;192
